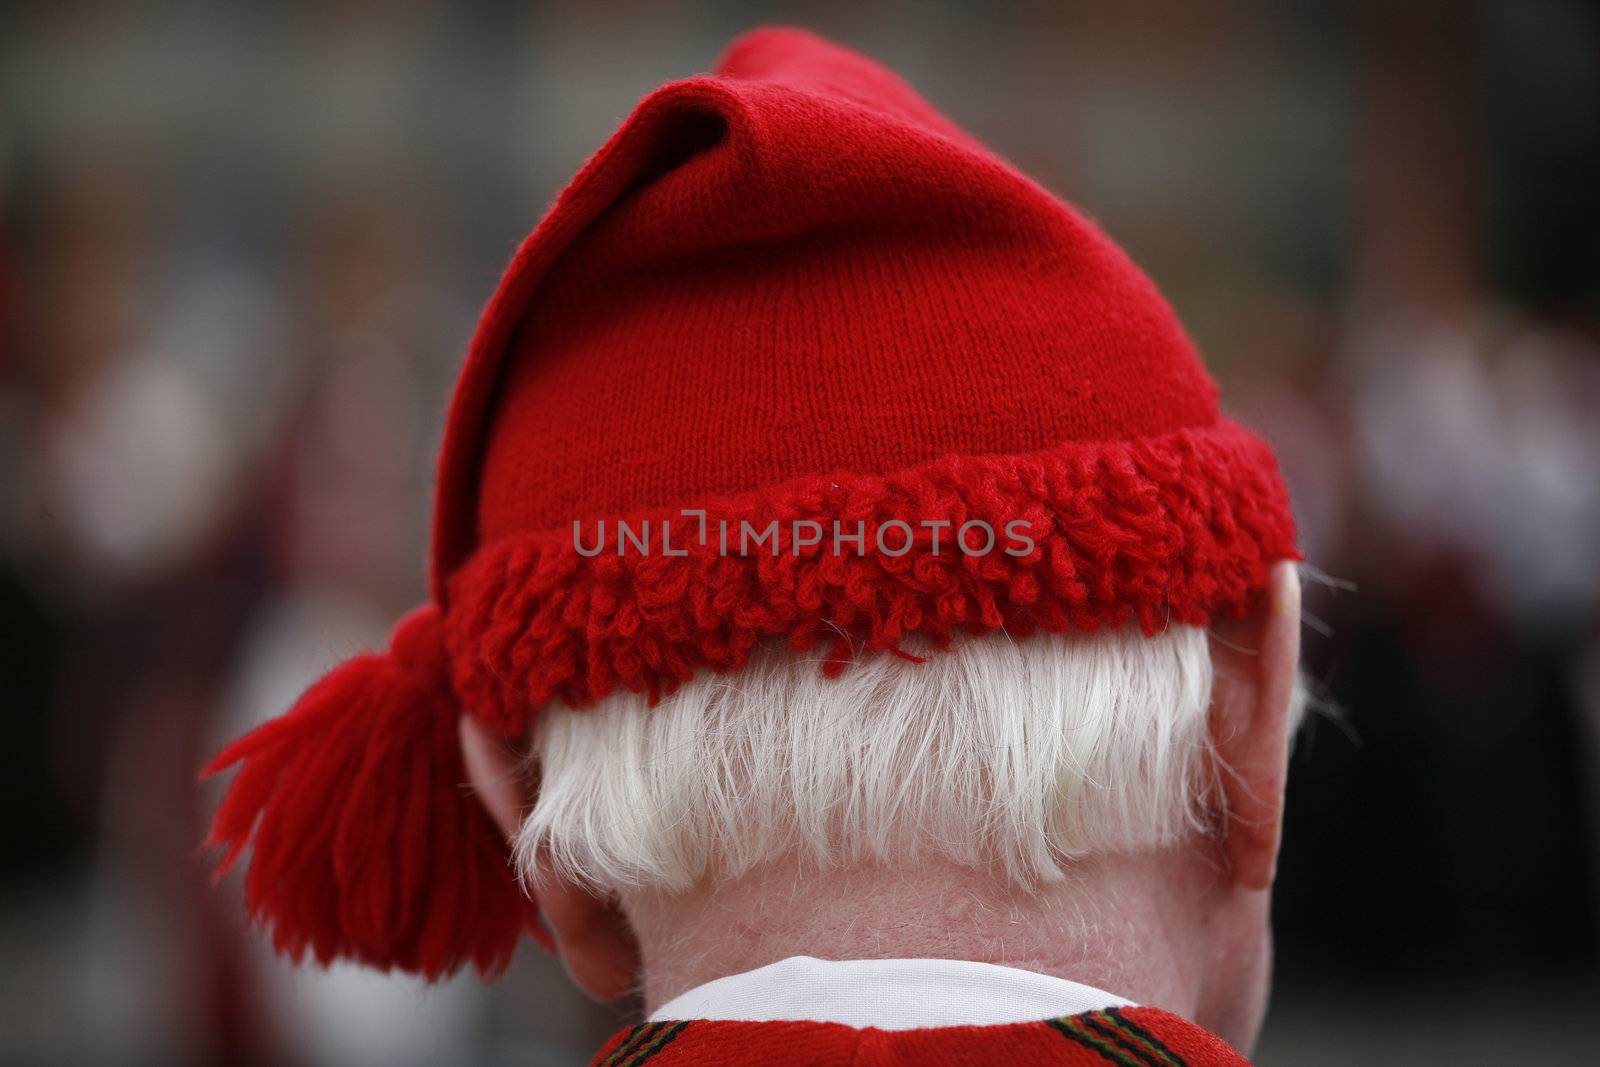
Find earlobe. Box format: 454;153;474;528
459;715;641;1001
530;854;642;1002
1208;562;1301;890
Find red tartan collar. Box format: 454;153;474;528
591;1007;1254;1066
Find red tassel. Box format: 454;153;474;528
201;604;548;979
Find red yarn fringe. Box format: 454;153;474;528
202;606;548;980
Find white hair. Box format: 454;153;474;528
517;625;1227;894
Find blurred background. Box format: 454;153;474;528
3;1;1598;1064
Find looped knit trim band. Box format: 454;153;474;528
446;420;1296;732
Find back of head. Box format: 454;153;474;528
516;606;1301;1053
204;25;1300;1061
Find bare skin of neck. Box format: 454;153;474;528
620;841;1272;1048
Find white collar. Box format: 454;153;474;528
649;956;1134;1031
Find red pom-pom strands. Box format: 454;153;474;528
201;606;547;980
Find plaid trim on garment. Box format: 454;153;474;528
589;1007;1251;1065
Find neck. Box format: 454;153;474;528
622;849;1229;1024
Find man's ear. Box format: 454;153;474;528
1207;561;1301;890
458;716;640;1001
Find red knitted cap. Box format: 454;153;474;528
205;27;1297;980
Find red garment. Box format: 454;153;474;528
202;26;1298;982
591;1008;1252;1066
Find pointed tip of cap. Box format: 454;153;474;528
714;26;835;78
712;25;971;145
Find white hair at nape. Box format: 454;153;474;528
516;625;1219;896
